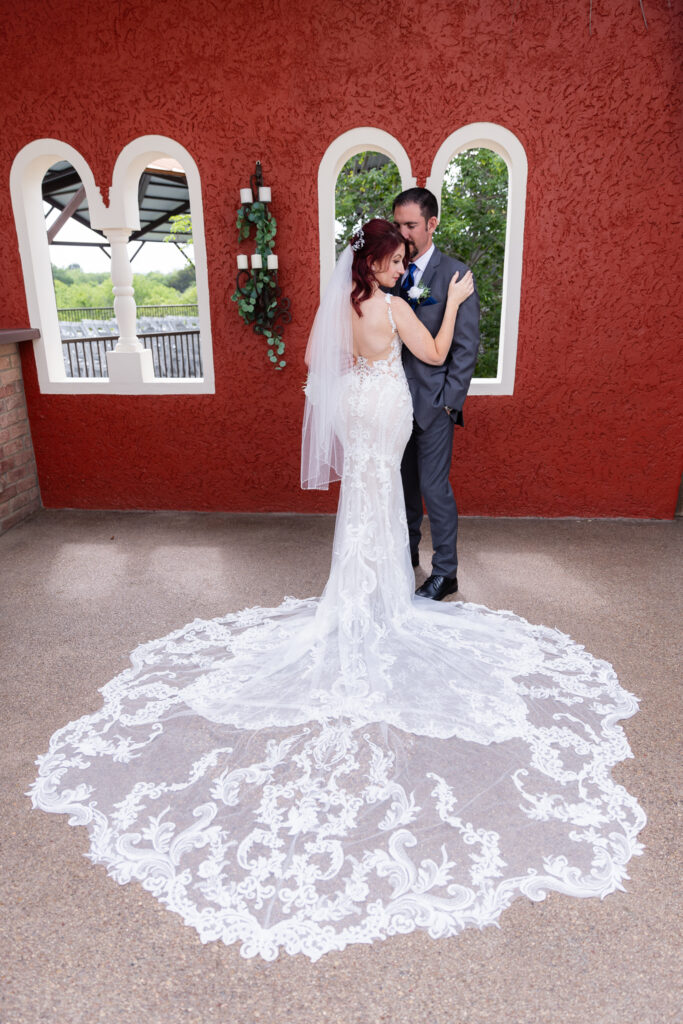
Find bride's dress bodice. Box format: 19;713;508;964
30;289;645;963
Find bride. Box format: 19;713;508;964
30;220;645;962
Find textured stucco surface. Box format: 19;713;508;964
1;0;681;517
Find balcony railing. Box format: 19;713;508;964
62;331;202;378
57;306;202;378
58;304;199;322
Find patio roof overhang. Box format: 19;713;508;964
42;158;191;254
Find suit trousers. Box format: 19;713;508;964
401;410;458;578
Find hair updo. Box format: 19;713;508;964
350;218;407;315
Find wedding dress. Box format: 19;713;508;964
30;293;645;963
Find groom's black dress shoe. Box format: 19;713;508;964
411;551;420;567
415;574;458;600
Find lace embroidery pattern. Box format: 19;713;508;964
29;301;646;961
352;294;403;383
29;634;645;962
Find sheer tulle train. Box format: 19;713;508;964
30;309;645;960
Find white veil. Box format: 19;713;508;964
300;245;354;489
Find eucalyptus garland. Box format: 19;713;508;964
230;201;289;369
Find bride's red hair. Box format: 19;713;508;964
350;219;407;315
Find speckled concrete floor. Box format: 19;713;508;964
1;511;681;1024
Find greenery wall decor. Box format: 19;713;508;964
230;196;290;369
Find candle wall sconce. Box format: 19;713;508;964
230;162;291;369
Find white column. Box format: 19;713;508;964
104;227;154;385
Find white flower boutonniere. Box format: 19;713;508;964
408;283;429;302
407;282;436;308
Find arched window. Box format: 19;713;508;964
10;136;214;395
427;123;527;395
318;128;415;296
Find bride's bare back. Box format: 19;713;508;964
352;292;396;364
352;268;475;368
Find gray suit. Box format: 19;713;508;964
397;247;480;577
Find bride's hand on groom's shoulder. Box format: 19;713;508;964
447;270;474;306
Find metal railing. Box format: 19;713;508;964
62;330;202;378
58;304;199;322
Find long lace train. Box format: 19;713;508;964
30;602;645;962
29;298;646;960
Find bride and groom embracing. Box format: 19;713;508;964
30;186;645;962
303;185;479;603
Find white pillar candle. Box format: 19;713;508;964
251;253;263;269
267;254;278;270
237;254;249;269
259;187;272;202
240;188;253;204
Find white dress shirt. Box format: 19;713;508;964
402;243;435;288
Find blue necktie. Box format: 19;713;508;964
403;262;418;293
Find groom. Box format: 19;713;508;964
393;187;480;600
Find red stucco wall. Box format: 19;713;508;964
2;0;681;517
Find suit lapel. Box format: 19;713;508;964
419;247;441;293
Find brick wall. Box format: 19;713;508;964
0;343;41;534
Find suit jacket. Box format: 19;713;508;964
396;247;480;430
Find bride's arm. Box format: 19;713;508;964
392;271;474;365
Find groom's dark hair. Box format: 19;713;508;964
393;187;438;223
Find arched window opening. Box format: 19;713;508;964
436;148;508;379
334;151;401;256
44;157;202;380
43;159;114;378
11;136;214;395
427;123;528;396
123;155;203;380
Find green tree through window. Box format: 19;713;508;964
334;152;401;256
436;149;508;378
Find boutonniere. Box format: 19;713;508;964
407;282;436;308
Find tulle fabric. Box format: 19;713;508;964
30;304;646;961
300;245;353;489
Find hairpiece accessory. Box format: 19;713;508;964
351;227;365;252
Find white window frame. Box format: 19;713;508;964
426;122;528;395
318;127;416;298
10;135;214;395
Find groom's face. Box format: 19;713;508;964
393;202;437;261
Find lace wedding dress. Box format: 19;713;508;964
30;295;645;962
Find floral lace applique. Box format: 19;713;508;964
29;288;646;962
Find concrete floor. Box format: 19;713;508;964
1;510;681;1024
